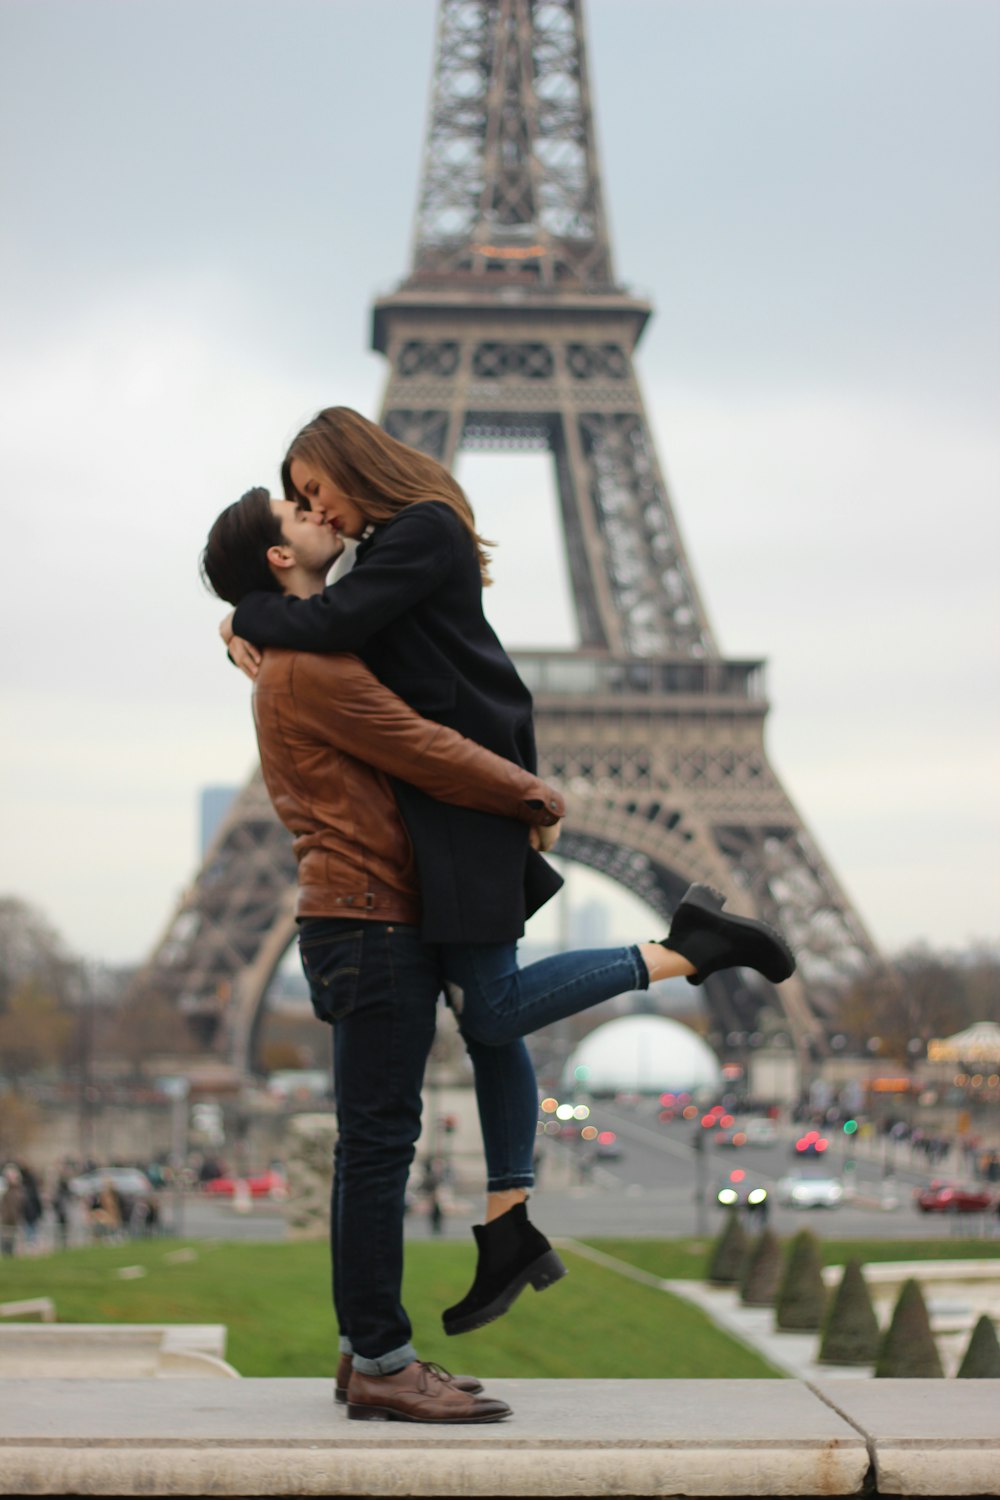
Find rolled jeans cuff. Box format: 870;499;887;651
630;943;651;990
486;1171;534;1192
350;1340;418;1377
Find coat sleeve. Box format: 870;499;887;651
232;503;457;652
287;653;564;826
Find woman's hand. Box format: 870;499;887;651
220;612;262;681
530;822;561;853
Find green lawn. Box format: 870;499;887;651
3;1233;996;1380
0;1236;778;1379
582;1235;1000;1282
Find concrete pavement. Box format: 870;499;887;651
1;1376;997;1496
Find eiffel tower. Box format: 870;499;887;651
134;0;879;1075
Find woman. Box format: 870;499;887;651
224;407;794;1334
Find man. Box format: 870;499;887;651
202;490;565;1423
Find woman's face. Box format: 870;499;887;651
289;456;367;540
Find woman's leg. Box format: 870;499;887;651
443;1030;567;1336
443;884;796;1049
461;1033;537;1219
444;941;656;1049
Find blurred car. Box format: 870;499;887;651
202;1169;286;1199
777;1173;844;1209
792;1130;830;1157
593;1130;622;1160
69;1167;155;1198
740;1117;778;1146
69;1168;160;1232
914;1181;993;1214
713;1128;748;1149
715;1178;769;1211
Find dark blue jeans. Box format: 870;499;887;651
298;917;539;1373
441;941;648;1048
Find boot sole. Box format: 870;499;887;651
442;1248;568;1336
673;883;796;984
347;1403;510;1423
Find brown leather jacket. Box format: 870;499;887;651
252;650;565;923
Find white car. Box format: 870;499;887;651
777;1173;844;1209
740;1117;778;1146
69;1168;156;1198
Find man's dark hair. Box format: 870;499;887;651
201;487;284;605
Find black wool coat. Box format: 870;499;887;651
232;501;563;944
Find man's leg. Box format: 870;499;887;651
329;1134;355;1397
318;921;439;1370
301;917;510;1422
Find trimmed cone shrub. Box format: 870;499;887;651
818;1259;880;1366
775;1228;826;1330
707;1212;748;1285
875;1278;943;1377
957;1315;1000;1378
740;1229;783;1307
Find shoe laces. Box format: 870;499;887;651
417;1359;456;1389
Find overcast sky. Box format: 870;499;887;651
1;0;997;967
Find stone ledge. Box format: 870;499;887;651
0;1323;238;1379
0;1377;996;1497
809;1380;1000;1499
0;1377;866;1496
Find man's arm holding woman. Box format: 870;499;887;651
279;651;563;844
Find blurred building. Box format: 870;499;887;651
562;1014;722;1096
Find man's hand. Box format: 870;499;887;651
220;613;262;681
530;822;561;853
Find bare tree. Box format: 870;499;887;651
0;896;75;1014
838;942;1000;1058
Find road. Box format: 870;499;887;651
127;1100;997;1245
526;1099;998;1242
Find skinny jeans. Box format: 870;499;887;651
442;941;649;1048
299;919;649;1369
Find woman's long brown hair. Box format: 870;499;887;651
281;407;493;584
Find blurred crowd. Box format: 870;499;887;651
0;1158;162;1256
0;1153;288;1257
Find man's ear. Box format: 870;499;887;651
266;544;295;573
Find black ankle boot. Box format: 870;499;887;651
442;1203;567;1336
662;883;796;986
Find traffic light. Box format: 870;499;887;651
843;1119;859;1135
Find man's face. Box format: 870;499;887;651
289;457;367;540
270;498;344;574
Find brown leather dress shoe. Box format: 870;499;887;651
347;1360;511;1423
334;1352;483;1404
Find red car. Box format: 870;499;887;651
793;1130;830;1157
915;1181;993;1214
202;1170;286;1199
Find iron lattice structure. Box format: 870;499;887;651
133;0;879;1073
